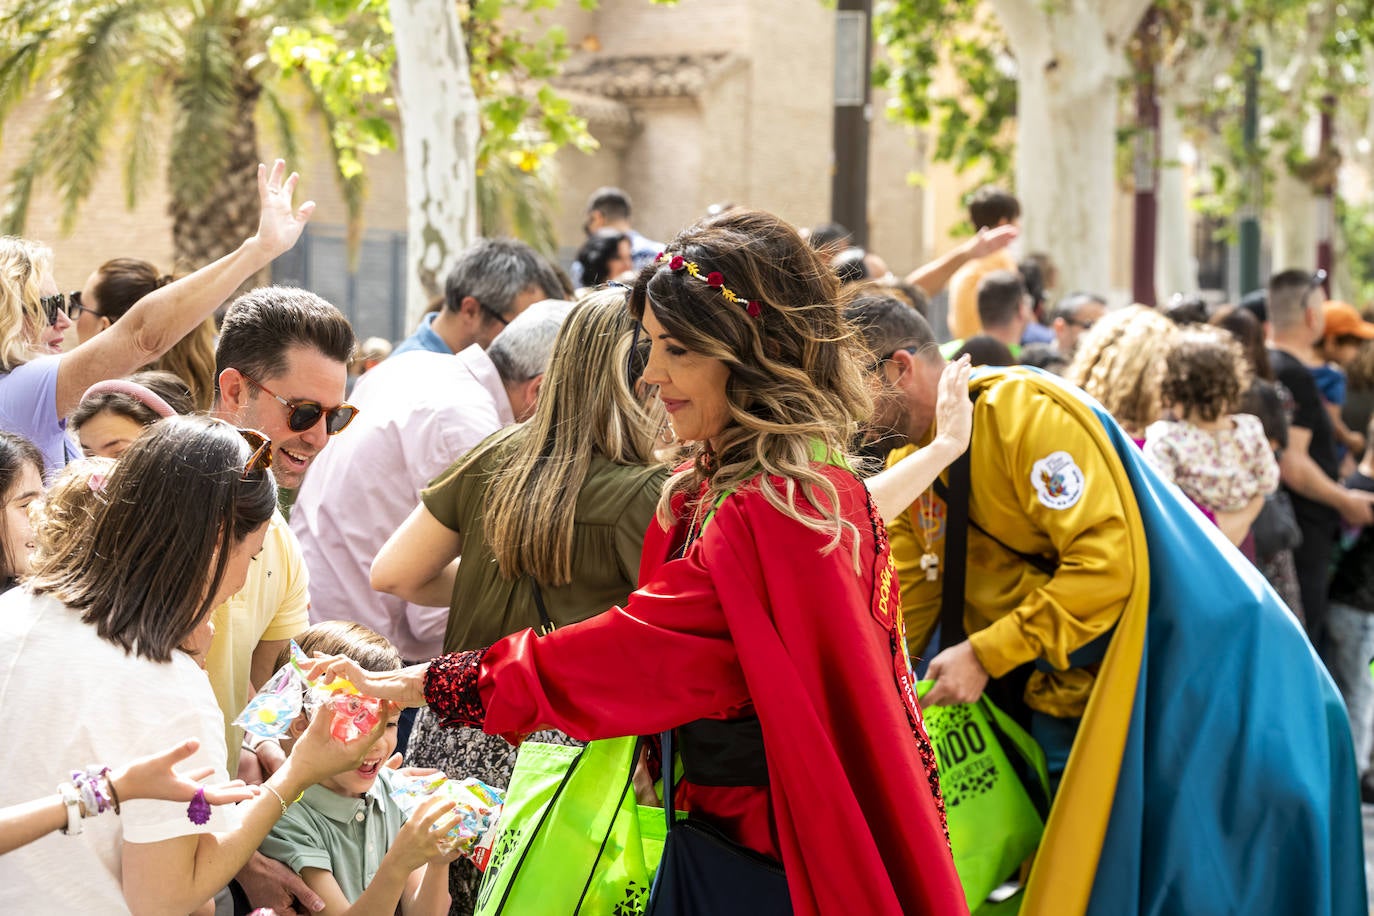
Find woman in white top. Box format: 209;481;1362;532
0;416;378;914
0;160;313;475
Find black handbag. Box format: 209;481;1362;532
645;728;792;915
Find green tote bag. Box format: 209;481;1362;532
916;681;1050;913
475;737;666;916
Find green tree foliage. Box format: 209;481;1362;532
0;0;609;261
871;0;1017;183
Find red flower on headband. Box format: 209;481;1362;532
746;300;763;318
706;272;724;288
669;255;685;271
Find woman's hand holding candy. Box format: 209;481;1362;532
301;653;431;709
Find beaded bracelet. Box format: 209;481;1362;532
71;766;116;817
59;765;117;836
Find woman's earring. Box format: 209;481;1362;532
659;416;677;446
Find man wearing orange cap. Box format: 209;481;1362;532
1314;301;1374;464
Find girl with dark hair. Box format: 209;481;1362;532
0;416;380;913
573;229;632;288
0;431;43;593
70;369;196;459
309;209;971;914
74;259;219;412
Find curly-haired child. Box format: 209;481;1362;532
30;456;116;568
1144;326;1280;545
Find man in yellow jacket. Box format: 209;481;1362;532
847;291;1133;777
846;290;1364;916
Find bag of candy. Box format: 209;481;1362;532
234;641;384;742
389;772;505;865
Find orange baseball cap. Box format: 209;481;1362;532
1322;302;1374;340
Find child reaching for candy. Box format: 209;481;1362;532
256;622;466;916
0;738;257;856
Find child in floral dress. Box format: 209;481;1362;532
1144;326;1280;547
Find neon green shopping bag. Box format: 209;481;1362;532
475;737;664;916
917;682;1050;913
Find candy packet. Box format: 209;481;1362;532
233;641;384;742
233;659;305;738
388;772;505;865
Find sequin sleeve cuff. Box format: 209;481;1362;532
423;649;489;729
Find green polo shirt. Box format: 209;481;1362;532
260;768;409;902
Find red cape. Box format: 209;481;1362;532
477;466;966;915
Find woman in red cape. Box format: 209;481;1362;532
310;210;970;916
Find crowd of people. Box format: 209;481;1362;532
0;168;1365;916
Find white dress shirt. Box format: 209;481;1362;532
291;346;514;660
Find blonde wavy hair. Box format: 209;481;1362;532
630;209;874;562
31;457;117;568
1065;304;1177;435
443;287;667;585
0;237;54;371
155;317;218;411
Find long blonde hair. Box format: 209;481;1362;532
0;237;53;372
631;209;874;563
154;316;218;411
1065;304;1177;435
450;288;666;585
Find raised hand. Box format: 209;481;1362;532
964;224;1018;261
932;355;973;454
110;738;260;806
251;160;315;260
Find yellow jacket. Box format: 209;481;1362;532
946;249;1016;339
888;370;1136;718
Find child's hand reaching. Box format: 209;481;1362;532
389;795;464;871
111;738;259;805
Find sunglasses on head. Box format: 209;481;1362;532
238;370;359;436
38;293;67;327
1310;269;1328;292
237;427;274;479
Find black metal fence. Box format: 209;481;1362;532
272;225;410;344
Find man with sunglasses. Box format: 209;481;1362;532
208;285;357;916
1050;291;1107;359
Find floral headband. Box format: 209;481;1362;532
655;252;763;318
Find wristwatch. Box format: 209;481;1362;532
57;782;83;836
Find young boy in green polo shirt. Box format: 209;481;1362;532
258;622;462;915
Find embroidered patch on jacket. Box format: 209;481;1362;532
1030;451;1085;510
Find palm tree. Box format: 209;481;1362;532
0;0;384;272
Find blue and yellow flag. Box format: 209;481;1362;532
982;369;1368;915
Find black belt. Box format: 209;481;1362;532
676;715;769;787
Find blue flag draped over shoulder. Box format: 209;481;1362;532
983;368;1367;916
